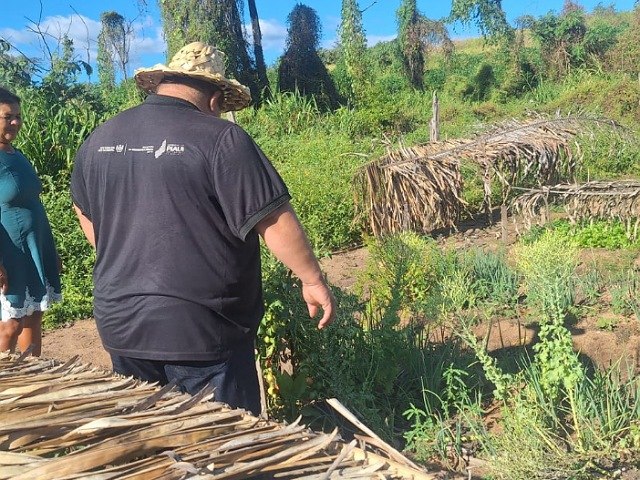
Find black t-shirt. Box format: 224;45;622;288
71;95;290;361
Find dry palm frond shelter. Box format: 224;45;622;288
355;114;622;237
354;142;467;237
0;353;434;480
511;180;640;238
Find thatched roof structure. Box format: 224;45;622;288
355;114;620;237
0;353;434;480
354;143;466;237
511;180;640;237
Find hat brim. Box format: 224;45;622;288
134;66;252;113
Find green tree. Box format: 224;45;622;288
449;0;513;41
500;16;540;97
277;4;340;109
97;12;132;82
397;0;423;89
97;15;116;90
531;1;587;78
41;36;92;101
338;0;369;102
247;0;270;102
0;39;34;88
608;5;640;74
397;0;452;90
97;33;115;90
158;0;258;103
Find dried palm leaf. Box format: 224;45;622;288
355;113;625;237
1;355;429;479
512;180;640;237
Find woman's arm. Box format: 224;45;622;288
0;263;8;294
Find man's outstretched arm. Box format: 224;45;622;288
255;202;336;329
73;204;96;249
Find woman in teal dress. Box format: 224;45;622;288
0;87;61;356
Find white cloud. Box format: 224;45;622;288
244;18;287;53
0;27;34;45
0;13;166;77
258;19;287;52
130;23;166;58
242;18;286;64
40;14;102;44
367;34;396;46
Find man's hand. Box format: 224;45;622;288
0;264;8;294
257;203;338;329
302;281;336;329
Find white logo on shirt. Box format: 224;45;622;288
97;140;183;157
154;139;167;158
129;146;155;153
97;144;127;154
154;139;185;158
166;144;185;154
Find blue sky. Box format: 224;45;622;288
1;0;636;80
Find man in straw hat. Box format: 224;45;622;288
71;42;335;415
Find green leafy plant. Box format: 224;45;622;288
40;178;95;327
596;316;618;330
403;366;484;467
357;232;445;326
514;230;578;316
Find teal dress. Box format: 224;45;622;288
0;149;61;320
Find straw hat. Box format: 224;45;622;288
134;42;251;112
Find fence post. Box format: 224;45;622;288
430;90;439;142
501;204;508;244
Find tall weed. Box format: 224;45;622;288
240;90;322;137
484;359;640;479
514;231;578;316
465;248;519;307
357;232;445;327
259;251;442;440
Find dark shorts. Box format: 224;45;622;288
110;341;261;416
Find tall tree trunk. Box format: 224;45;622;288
159;0;258;103
247;0;269;102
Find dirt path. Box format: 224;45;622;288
42;317;111;368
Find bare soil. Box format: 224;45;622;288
42;215;640;375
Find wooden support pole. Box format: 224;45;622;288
430;91;439;142
501;204;508;244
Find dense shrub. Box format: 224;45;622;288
40;178;95;326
